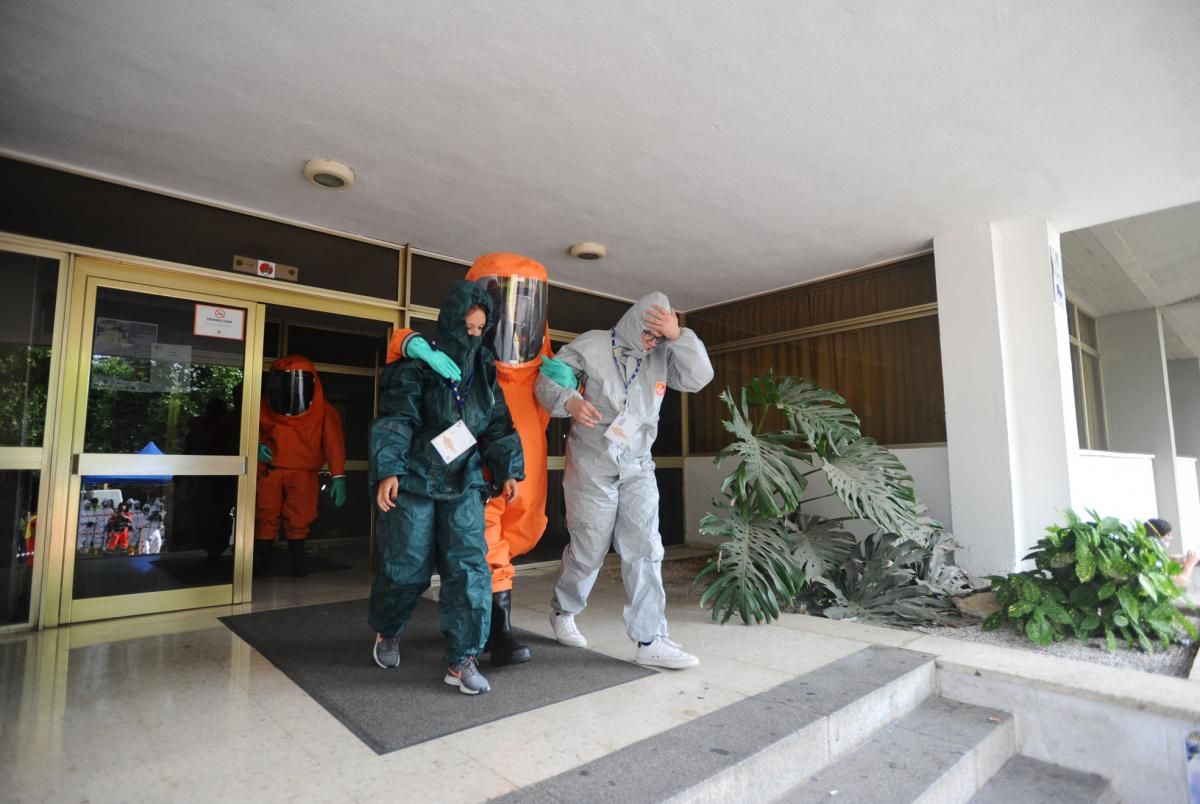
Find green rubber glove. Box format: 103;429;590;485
407;335;462;382
330;476;346;508
540;355;578;389
257;443;272;463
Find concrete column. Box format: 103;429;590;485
1168;358;1200;460
1097;310;1180;531
1167;359;1200;553
934;220;1078;576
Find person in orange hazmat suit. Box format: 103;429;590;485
389;252;550;665
256;355;347;577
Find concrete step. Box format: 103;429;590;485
968;755;1117;804
493;645;937;804
776;697;1014;804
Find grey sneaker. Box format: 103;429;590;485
444;656;491;695
373;633;400;668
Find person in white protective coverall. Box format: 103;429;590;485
536;292;713;669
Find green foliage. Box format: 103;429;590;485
983;510;1198;652
0;346;53;446
697;509;802;624
715;388;813;520
698;371;965;625
84;356;243;454
822;438;921;538
819;532;959;625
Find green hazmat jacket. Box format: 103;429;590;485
369;280;525;500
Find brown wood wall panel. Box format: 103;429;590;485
689;315;946;453
687;255;937;346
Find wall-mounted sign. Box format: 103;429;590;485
194;304;246;340
1050;247;1065;307
232;255;299;282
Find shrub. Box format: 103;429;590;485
983;510;1198;652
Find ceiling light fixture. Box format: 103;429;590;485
569;242;607;260
303;158;355;190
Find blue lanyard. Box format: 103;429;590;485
449;375;475;413
432;341;474;413
611;328;642;391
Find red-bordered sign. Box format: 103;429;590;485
194;304;246;340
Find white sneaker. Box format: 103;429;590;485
549;613;588;647
635;638;699;669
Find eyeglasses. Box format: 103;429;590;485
642;330;665;346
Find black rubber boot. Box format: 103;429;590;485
486;590;531;666
288;539;308;578
252;539;273;577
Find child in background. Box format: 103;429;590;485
1146;518;1198;589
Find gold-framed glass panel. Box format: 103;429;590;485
60;274;260;623
0;248;61;628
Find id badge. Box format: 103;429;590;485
432;420;476;464
604;411;633;448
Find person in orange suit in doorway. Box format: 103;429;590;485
389;252;551;665
256;355;347;578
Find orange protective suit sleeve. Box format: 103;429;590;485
322;406;346;477
386;328;416;365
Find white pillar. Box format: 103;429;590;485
1097;310;1181;532
1168;358;1200;459
1168;359;1200;554
934;221;1078;576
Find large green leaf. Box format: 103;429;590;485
697;511;801;625
1026;611;1053;646
715;389;813;519
1074;539;1096;583
762;374;861;454
824;531;956;625
822;437;920;537
787;514;857;587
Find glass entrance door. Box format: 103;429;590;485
60;276;261;622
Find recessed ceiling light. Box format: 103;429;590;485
303;158;355;189
569;242;607;260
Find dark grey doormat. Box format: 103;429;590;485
219;598;656;754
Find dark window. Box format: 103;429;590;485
409;253;467;309
548;286;631;334
0;157;400;300
285;325;387;370
0;251;58;447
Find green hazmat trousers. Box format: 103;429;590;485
368;280;524;665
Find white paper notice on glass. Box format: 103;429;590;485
432;420;477;464
151;343;192;363
193;304;246;340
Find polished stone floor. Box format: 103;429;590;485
2;543;1196;803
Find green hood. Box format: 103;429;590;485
436;280;495;373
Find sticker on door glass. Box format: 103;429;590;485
194;304;246;340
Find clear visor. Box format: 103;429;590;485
474;275;548;364
266;370;315;416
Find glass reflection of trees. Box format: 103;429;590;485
84;356;243;454
0;345;52;447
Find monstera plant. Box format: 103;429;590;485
696;372;969;625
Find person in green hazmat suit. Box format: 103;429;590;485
368;280;525;695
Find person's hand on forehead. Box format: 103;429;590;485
643;304;680;341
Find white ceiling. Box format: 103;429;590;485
2;1;1199;309
1062;201;1200;359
